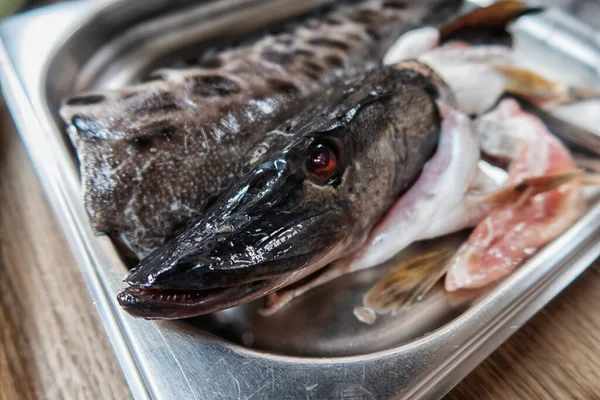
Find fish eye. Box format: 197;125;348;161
304;142;339;185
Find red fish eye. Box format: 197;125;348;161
305;143;338;183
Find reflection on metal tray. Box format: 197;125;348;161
1;0;600;399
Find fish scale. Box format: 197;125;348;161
60;0;463;257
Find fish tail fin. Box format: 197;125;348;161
363;248;454;314
497;65;600;107
439;1;543;45
487;170;584;207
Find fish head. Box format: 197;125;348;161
118;64;443;319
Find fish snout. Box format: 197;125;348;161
118;202;350;318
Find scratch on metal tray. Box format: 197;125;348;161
245;380;271;400
227;367;241;400
359;387;376;400
305;383;318;400
271;367;275;395
152;322;200;400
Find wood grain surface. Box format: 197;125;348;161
1;2;600;399
0;104;130;399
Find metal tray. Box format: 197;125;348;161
2;1;600;398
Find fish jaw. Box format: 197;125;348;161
342;102;480;273
445;100;585;291
118;65;443;319
118;276;291;320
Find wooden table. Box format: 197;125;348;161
2;2;600;399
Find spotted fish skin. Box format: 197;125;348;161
60;0;463;257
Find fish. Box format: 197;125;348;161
60;0;464;257
114;2;554;318
117;63;449;319
444;99;586;290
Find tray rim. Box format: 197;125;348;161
2;1;600;399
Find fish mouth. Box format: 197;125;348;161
117;277;287;320
117;206;348;319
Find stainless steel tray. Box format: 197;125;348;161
2;1;600;399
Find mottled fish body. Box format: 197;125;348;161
61;0;462;256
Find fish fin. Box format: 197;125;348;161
439;1;543;46
486;170;584;207
363;248;454;314
498;66;600;107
